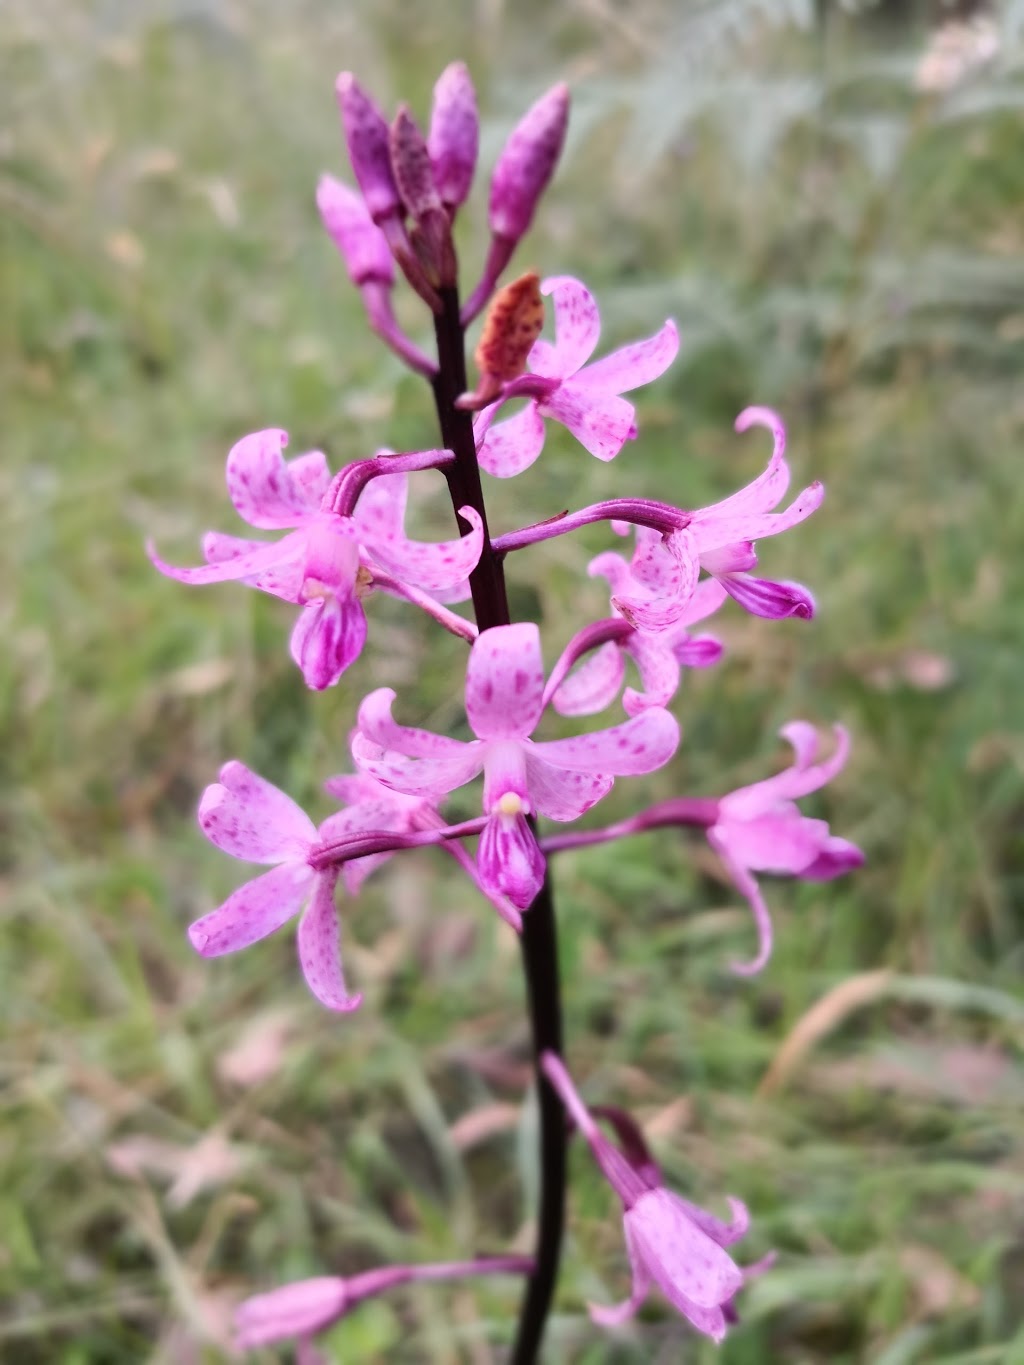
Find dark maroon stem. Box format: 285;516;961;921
429;284;565;1365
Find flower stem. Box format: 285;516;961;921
429;283;566;1365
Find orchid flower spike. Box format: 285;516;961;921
148;430;482;690
708;722;865;974
541;1052;761;1342
188;762;363;1012
590;407;822;631
235;1255;534;1353
474;275;678;476
351;622;680;910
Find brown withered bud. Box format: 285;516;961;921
470;272;544;400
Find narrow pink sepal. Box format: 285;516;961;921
533;707;680;777
551;642;626;717
361;504;484;592
296;874;363;1013
476;403;547;478
574;318;679;395
188;861;314;957
235;1276;349;1348
535;276;601;377
225;429;330;529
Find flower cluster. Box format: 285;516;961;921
152;58;863;1360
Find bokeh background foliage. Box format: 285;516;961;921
3;0;1024;1360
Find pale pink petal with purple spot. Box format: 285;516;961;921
476;403;547;478
542;385;636;462
551;642;626;717
350;469;408;540
351;733;484;800
188;861;314;957
628;1187;744;1311
296;874;362;1012
362;505;484;591
536;275;602;378
201;761;318;862
693;480;824;552
356;688;478;760
226;430;330;530
533;707;679;777
148;528;308;587
466;623;545;740
622;634;680;716
670;577;729;629
522;754;613;821
572;319;679;394
201;531;306;600
587;550;632;596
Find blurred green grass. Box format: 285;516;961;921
3;0;1024;1361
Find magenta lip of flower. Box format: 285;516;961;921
428;61;479;210
350;622;680;909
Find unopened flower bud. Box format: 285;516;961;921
390;105;441;219
336;72;402;224
489;83;569;242
428;61;478;210
316;174;394;286
463;272;544;404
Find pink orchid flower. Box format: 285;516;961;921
552;579;728;719
591;407;821;631
149;429;482;690
473;275;678;477
709;721;865;975
351;622;680;910
188;762;364;1012
542;1052;761;1343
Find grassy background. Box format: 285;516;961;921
3;0;1024;1361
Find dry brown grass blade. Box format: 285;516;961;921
758;970;893;1098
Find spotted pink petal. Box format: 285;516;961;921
543;384;636;462
670;1195;750;1248
226;430;330;530
357;688;476;761
693;480;824;552
551;641;626;717
533;707;680;777
523;754;614;821
588;550;633;597
622;634;680;716
188;861;315;957
476;402;547;478
533;275;602;378
628;1187;744;1315
697;408;790;520
478;811;545;909
466;623;545;740
573;319;679;395
611;532;700;632
148;528;309;588
296;874;362;1012
350;469;407;541
669;577;729;630
201;531;307;600
351;735;483;800
199;762;318;863
362;505;484;591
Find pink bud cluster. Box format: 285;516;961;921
151;57;863;1359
